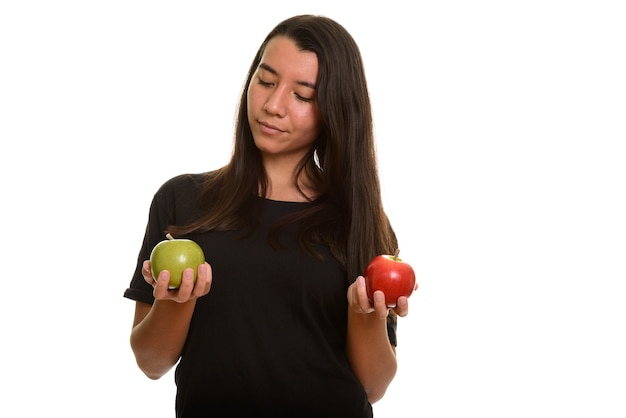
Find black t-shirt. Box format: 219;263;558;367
124;173;396;417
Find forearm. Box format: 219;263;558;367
346;308;397;403
130;300;196;379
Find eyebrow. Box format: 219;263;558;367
259;63;316;89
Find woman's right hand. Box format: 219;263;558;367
142;260;213;303
132;261;211;378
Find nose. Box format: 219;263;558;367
263;86;288;117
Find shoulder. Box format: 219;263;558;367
148;172;216;226
151;171;217;204
148;172;212;216
157;172;210;195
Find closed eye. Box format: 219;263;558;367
259;78;314;102
257;72;314;103
295;94;314;103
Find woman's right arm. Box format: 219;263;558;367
130;261;212;380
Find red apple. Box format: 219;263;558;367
150;233;206;289
364;250;416;307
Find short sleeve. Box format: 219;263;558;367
123;173;206;304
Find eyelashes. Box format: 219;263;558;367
295;94;314;103
257;77;314;103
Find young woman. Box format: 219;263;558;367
124;14;415;417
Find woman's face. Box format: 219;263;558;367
247;36;321;163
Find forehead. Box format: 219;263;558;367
259;36;319;81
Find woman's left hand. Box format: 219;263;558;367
347;276;411;320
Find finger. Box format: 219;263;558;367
142;260;155;285
394;296;410;317
356;276;374;313
175;268;195;301
372;290;390;320
346;281;358;309
153;270;171;299
193;263;212;297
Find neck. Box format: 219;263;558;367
261;156;317;202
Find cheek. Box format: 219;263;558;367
301;109;322;137
246;85;262;113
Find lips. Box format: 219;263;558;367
258;121;285;135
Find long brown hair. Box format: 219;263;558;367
169;15;397;281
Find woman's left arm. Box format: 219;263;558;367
346;276;411;403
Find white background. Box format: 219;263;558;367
1;1;625;417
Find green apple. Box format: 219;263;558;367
149;233;206;289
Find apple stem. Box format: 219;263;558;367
393;248;400;260
166;233;174;240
